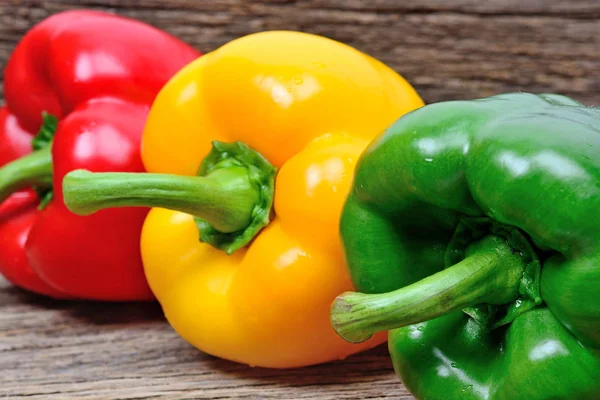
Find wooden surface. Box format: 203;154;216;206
1;0;599;105
0;1;599;399
0;277;409;399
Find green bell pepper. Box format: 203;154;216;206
330;93;600;400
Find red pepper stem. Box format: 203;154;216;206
330;236;526;343
0;147;53;203
63;168;259;234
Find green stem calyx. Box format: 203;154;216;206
331;235;531;343
63;141;277;254
0;112;58;207
0;146;53;204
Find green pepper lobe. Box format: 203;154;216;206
331;93;600;400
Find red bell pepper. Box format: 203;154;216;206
0;10;200;300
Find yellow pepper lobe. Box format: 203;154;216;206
140;30;424;368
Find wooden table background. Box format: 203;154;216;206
0;1;599;399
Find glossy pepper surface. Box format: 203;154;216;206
62;31;424;367
330;93;600;399
0;10;200;299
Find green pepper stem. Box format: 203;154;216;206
0;147;53;203
330;236;526;343
63;168;260;233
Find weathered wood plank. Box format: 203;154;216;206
0;277;412;399
0;0;599;105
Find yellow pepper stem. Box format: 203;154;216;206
64;168;258;231
63;141;277;254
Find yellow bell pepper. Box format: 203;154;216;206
63;31;423;368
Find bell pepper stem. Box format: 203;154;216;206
330;236;526;343
64;141;276;254
63;168;259;233
0;147;53;203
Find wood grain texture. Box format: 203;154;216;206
0;277;410;400
0;0;599;105
0;1;599;399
